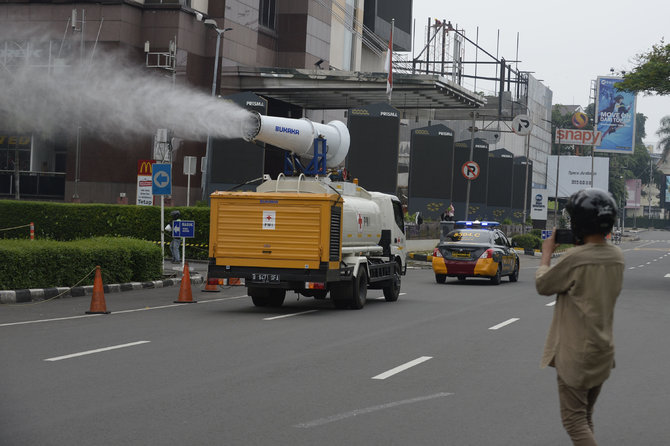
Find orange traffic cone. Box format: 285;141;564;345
202;276;220;293
86;266;110;314
174;262;197;303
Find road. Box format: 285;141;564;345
1;231;669;445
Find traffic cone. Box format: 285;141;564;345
174;262;197;303
86;266;110;314
202;276;220;292
229;277;241;286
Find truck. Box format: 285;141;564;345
206;112;406;309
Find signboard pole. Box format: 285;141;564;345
182;231;185;272
554;135;561;228
160;195;165;275
522;132;531;232
464;111;477;220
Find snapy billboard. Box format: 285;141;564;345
546;155;609;198
595;76;636;154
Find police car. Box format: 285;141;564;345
431;221;520;285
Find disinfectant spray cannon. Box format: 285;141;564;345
245;112;350;174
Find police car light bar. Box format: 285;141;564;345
454;220;500;229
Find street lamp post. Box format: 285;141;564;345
200;18;232;201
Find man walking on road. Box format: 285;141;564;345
535;188;624;446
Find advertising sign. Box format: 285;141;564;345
556;128;602;146
530;188;549;220
546;155;609;198
625;179;642;208
595;76;636;154
136;159;155;206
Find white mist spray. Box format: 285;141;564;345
0;44;255;141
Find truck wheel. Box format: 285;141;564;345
267;289;286;307
435;274;446;284
249;287;285;307
330;283;350;309
383;263;401;302
350;268;368;310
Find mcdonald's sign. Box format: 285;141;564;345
137;159;155;175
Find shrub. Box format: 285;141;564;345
0;200;210;259
0;237;161;290
512;233;541;250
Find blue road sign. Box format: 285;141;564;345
152;163;172;195
541;230;552;240
172;220;195;238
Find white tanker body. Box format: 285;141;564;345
208;114;406;310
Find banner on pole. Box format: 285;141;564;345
594;76;636;154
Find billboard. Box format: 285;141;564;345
594;76;637;154
347;103;400;195
530;188;549;220
665;175;670;204
546;155;609;198
625;179;642;208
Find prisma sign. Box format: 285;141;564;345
556;128;602;146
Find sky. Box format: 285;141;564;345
412;0;669;151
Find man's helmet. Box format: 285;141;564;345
170;210;181;219
565;188;617;242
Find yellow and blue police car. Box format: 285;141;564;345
431;221;519;285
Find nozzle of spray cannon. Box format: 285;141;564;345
244;112;349;168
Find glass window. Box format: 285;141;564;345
259;0;276;30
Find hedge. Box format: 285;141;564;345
512;233;542;251
0;200;211;259
0;237;162;290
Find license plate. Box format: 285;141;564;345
451;251;470;258
251;273;280;283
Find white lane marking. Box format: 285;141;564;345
489;318;520;330
0;295;249;328
546;301;556;307
44;341;150;362
372;356;432;380
638;265;645;268
628;267;636;270
665;274;670;278
263;310;318;320
375;292;406;300
294;392;453;428
647;262;652;265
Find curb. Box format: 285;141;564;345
0;274;204;305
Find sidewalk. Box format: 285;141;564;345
0;259;205;305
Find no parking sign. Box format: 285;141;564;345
461;161;480;180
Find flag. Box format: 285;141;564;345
385;19;394;100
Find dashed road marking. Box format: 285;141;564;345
44;341;150;362
294;392;453;428
489;318;520;330
372;356;433;380
263;310;318;320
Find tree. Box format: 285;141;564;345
657;115;670;163
616;40;670;95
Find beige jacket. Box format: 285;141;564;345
535;243;625;389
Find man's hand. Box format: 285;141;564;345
541;228;558;267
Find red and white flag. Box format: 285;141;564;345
385;19;394;100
